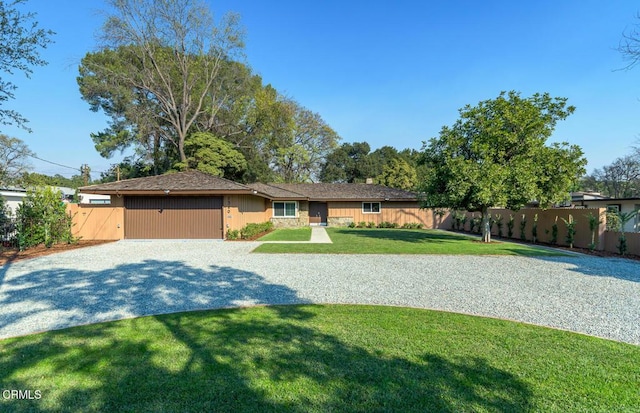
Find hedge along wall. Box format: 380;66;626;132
458;208;607;250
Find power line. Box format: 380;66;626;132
30;154;80;171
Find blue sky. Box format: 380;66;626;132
2;0;640;179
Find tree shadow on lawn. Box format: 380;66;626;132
335;229;477;244
0;305;534;412
0;260;308;340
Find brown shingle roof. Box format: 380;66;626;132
255;183;418;201
80;171;418;201
80;171;251;193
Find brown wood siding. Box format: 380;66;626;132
124;196;223;239
328;201;432;227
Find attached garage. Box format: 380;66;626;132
124;196;223;239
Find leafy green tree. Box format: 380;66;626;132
175;132;247;177
0;134;33;185
99;158;158;183
16;186;74;249
0;0;54;129
270;101;340;182
85;0;245;164
18;171;85;188
421;91;586;243
377;158;418;190
320;142;375;183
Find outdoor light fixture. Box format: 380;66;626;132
164;189;170;195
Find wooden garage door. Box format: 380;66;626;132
124;196;223;239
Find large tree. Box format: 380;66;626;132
320;142;375;183
269;100;340;182
586;155;640;198
0;0;53;129
421;91;586;242
86;0;246;164
0;134;32;185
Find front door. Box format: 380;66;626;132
309;202;328;226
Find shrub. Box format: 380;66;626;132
366;222;376;228
507;214;514;238
561;214;576;249
468;214;481;234
16;187;75;250
357;221;367;228
402;222;423;229
605;212;620;232
585;212;603;251
519;215;527;241
377;221;399;228
495;214;504;237
226;229;239;240
347;221;356;228
451;210;465;230
531;214;538;243
550;217;559;245
240;221;273;239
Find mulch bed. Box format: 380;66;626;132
0;240;116;266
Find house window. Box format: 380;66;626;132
362;202;381;214
273;201;297;218
89;199;111;205
606;204;621;213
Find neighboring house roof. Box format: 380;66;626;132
80;171;254;195
571;191;611;202
254;182;418;201
80;171;420;201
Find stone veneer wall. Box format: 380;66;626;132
327;217;354;227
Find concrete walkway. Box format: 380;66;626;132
260;226;333;244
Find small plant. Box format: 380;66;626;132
495;214;503;237
460;214;468;231
507;214;514;238
560;214;576;249
472;216;483;234
519;214;527;241
377;221;399;228
614;210;639;255
367;221;376;228
347;221;356;228
489;215;496;235
585;212;603;251
357;221;367;228
402;222;424;229
550;217;559;245
531;213;538;243
451;210;464;230
226;229;239;240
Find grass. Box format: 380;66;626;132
1;305;638;412
258;227;312;242
254;228;567;255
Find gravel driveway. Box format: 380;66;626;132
1;240;639;345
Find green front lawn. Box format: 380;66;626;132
1;305;637;412
254;228;566;255
258;227;312;241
